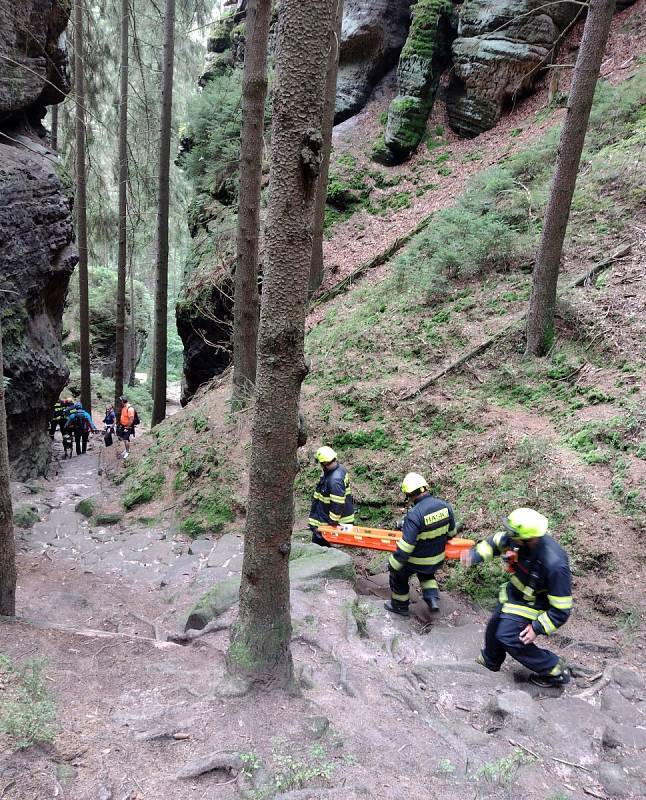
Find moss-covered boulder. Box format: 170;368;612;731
13;505;40;529
94;512;123;526
382;0;454;162
75;497;97;518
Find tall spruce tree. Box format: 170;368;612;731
74;0;92;413
114;0;129;409
151;0;176;426
0;322;16;617
310;0;343;295
226;0;335;690
526;0;617;355
231;0;272;408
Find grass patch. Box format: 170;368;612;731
444;560;506;609
0;656;57;749
123;472;164;510
13;505;40;528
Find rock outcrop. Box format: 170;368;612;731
336;0;415;122
0;0;74;478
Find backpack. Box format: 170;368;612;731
132;408;140;426
67;412;85;431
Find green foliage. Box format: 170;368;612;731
123;472;164;510
332;428;395;451
0;657;57;749
179;487;233;538
13;505;40;529
437;758;456;775
444;560;506;609
242;744;335;799
475;749;534;786
74;498;96;518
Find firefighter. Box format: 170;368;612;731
385;472;456;616
308;446;354;547
462;507;573;688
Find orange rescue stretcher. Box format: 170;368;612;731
318;524;474;560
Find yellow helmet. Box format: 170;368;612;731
315;446;337;464
401;472;428;495
503;508;548;539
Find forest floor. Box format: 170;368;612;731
2;2;646;799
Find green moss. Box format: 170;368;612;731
94;513;123;526
74;498;96;518
179;488;233;538
123;473;164;510
400;0;452;64
13;505;40;529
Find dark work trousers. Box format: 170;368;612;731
389;563;439;609
483;603;559;674
73;430;89;455
311;527;330;547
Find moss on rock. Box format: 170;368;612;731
13;505;40;529
75;497;96;518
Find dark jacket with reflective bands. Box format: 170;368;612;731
308;465;354;530
472;531;573;636
389;494;456;574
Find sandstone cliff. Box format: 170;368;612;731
0;0;75;478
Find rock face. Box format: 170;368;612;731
336;0;415;122
382;0;455;162
0;0;74;479
447;0;581;137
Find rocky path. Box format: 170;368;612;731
2;444;646;799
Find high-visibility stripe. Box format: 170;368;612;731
329;494;345;503
547;594;573;610
313;493;330;504
409;553;445;566
499;583;509;604
510;574;535;601
549;661;563;676
493;531;506;548
388;555;403;570
418;524;449;540
476;541;494;560
420;578;438;590
391;592;409;602
501;603;540;621
537;612;557;634
397;539;415;554
422;508;450;526
329;512;341;521
308;518;322;528
339;515;354;523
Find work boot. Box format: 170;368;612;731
476;651;501;673
530;660;571;688
425;592;440;613
384;601;410;617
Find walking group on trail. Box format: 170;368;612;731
48;395;139;461
309;447;573;690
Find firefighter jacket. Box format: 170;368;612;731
51;401;68;424
389;494;456;575
308;465;354;530
472;531;573;636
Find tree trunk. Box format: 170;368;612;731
50;103;59;151
231;0;272;408
309;0;343;295
0;321;16;617
226;0;335;690
525;0;616;356
114;0;129;410
129;259;136;386
75;0;92;413
151;0;176;427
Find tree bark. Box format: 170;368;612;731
231;0;272;408
0;321;16;617
226;0;335;690
50;103;59;151
525;0;617;356
75;0;91;413
309;0;343;295
151;0;176;427
129;259;136;386
114;0;129;409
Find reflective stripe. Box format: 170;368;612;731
313;492;330;504
329;512;341;521
409;553;445;566
420;578;438;590
339;515;354;523
493;531;506;548
329;493;345;503
308;518;322;528
476;541;494;560
423;508;450;526
397;539;415;554
537;612;557;635
510;573;535;601
501;603;540;620
389;555;403;571
418;524;450;540
547;594;573;610
499;583;509;604
549;661;563;676
391;592;409;602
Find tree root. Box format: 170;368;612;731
168;618;230;644
175;751;243;780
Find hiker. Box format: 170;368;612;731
117;395;138;460
385;472;456;616
462;507;573;688
49;398;73;439
103;405;116;447
308;446;354;547
64;402;98;455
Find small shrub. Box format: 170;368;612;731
13;505;40;528
332;428;395;451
